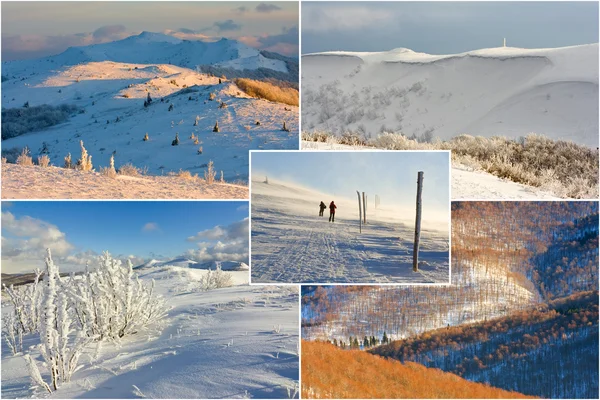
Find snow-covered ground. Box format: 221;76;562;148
1;163;248;199
302;141;560;200
1;266;299;399
1;32;298;198
302;44;598;147
250;180;449;284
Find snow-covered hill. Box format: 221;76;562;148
2;32;289;76
1;163;248;199
135;258;249;271
302;44;599;147
1;266;299;399
251;179;449;284
1;32;298;190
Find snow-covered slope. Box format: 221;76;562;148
251;180;449;284
2;32;288;75
134;258;249;271
1;266;299;399
302;44;599;147
1;60;298;182
302;141;561;200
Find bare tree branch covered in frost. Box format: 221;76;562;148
4;249;169;394
67;251;169;340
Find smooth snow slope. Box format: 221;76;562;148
302;141;561;200
302;44;599;147
1;267;299;399
1;60;298;181
251;180;449;284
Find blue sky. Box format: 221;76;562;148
251;151;450;218
1;201;249;274
302;1;599;54
2;1;298;60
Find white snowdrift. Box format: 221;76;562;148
302;44;598;147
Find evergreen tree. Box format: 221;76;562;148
363;336;369;348
383;332;388;344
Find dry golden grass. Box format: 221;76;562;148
302;340;536;399
16;148;33;166
234;78;299;106
118;163;143;177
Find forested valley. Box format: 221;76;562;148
302;202;598;398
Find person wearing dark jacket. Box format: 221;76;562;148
329;201;337;222
319;201;327;216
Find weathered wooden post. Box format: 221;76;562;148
413;171;424;272
362;192;366;224
356;190;362;233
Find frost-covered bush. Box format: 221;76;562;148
37;155;51;168
76;141;93;172
16;147;33;166
68;252;168;340
204;160;216;184
198;265;233;291
2;270;43;354
100;154;117;178
26;249;91;393
1;104;80;140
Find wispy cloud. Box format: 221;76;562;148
142;222;160;233
184;218;249;263
302;5;392;33
213;19;242;32
256;3;282;13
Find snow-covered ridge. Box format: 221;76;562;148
302;44;599;147
2;31;288;75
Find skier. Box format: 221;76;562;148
319;201;327;216
329;201;337;222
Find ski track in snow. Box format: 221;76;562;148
0;268;299;399
251;191;449;284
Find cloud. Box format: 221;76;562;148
238;25;298;56
256;3;282;13
184;218;249;263
236;204;249;212
302;5;392;32
187;217;249;242
214;19;242;32
142;222;160;233
1;211;75;273
2;25;131;61
92;24;127;40
233;6;248;14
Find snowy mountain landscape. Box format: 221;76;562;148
1;31;299;199
250;179;449;284
1;254;299;399
302;202;599;398
302;44;598;145
302;44;599;199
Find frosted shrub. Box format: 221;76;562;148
119;163;142;177
16;147;33;166
101;154;117;178
68;252;168;340
76;140;93;171
204;160;216;184
37;154;51;167
2;270;43;354
63;153;73;169
198;265;233;291
26;249;91;392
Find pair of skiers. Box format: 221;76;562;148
319;201;337;222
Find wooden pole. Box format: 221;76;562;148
362;192;366;224
413;171;424;272
356;191;362;233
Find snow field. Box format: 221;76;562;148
1;264;299;399
250;180;449;284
